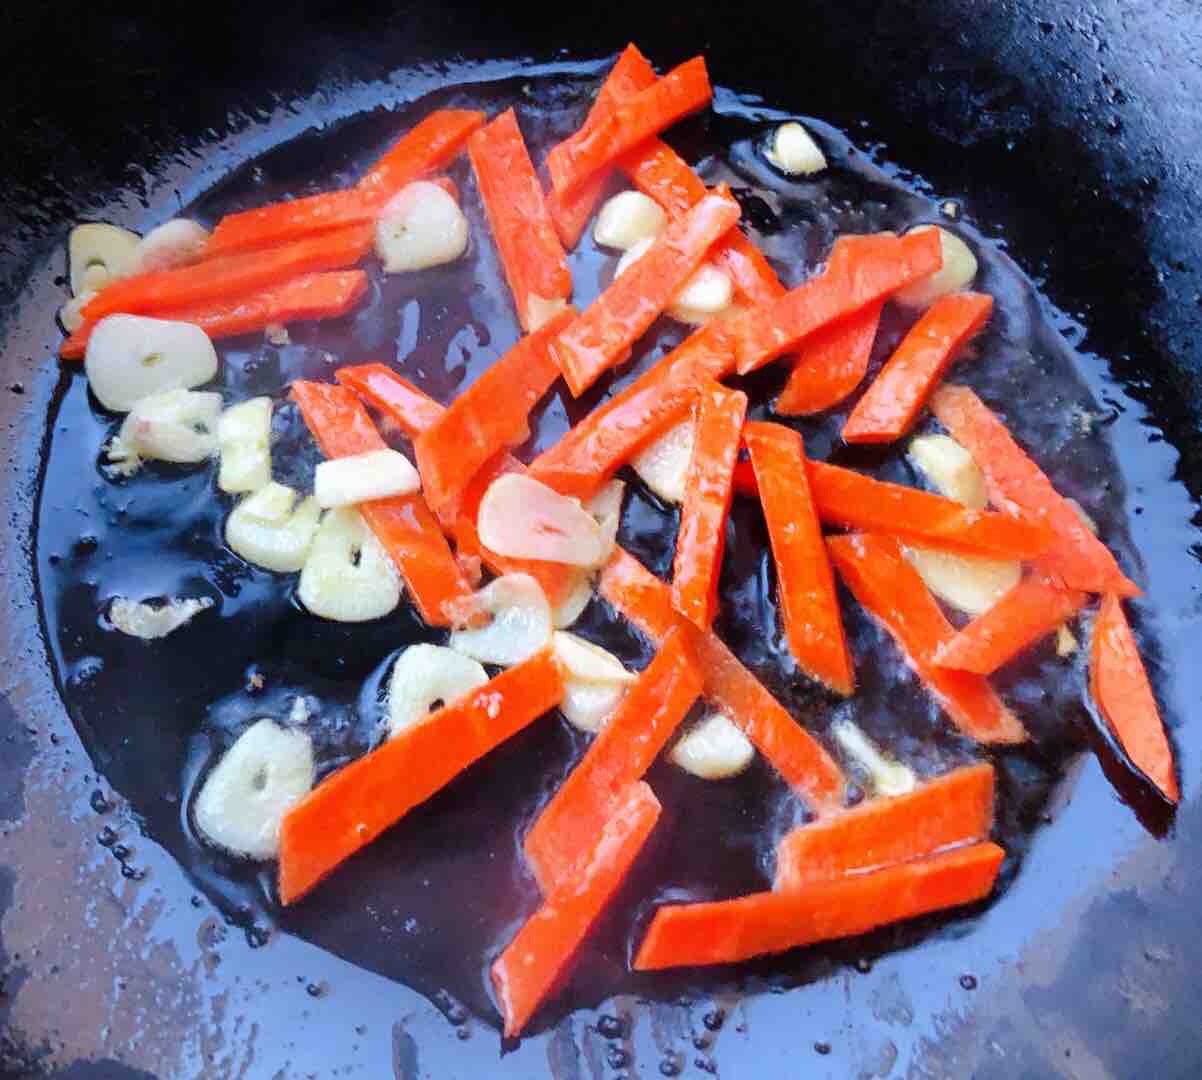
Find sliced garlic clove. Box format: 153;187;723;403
217;396;273;494
668;262;733;325
387;643;488;738
526;294;569;332
632;419;695;505
552;571;594;629
670;712;755;779
84;314;219;413
593;190;668;251
561;679;627;733
552;631;636;684
907;433;988;510
135;219;211;273
59;291;96;333
587;479;625;567
68;222;140;296
117;388;223;463
314;448;420;509
830;718;916;797
893;225;979;310
449;573;552;667
477;473;603;566
107;595;214;639
193;718;315;860
297;507;401;623
225;482;321;572
765;121;828;176
614;236;655;279
375;180;469;273
903;545;1022;617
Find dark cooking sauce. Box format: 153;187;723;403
32;69;1150;1031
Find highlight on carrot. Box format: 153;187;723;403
671;383;747;629
290;379;474;627
1089;594;1179;803
524;627;701;894
933;573;1088;674
931;384;1140;597
774;302;882;416
414;307;576;513
744;422;854;695
278;648;564;905
773;762;995;890
468;109;573;332
633;841;1004;970
550;188;741;396
843;291;993;443
492;780;660;1037
827;533;1027;744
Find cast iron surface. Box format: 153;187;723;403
2;3;1201;1077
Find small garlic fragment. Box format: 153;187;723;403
831;718;916;797
593;190;668;251
765;122;827;176
225;482;321;573
525;294;569;332
134;219;210;273
375;180;469;273
1056;623;1079;657
84;314;218;413
477;473;603;566
670;712;755;779
68;222;140;296
117;389;223;463
561;680;627;733
297;508;401;622
552;631;636;685
217;397;273;494
894;226;979;310
908;433;988;510
314;448;420;508
552;631;634;733
450;573;553;667
387;643;488;737
632;420;695;505
903;546;1022;617
108;595;214;639
552;571;594;629
587;479;626;567
669;262;733;325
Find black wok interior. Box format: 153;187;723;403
2;3;1201;1077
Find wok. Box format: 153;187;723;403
2;2;1201;1076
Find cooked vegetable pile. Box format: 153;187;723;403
54;43;1177;1038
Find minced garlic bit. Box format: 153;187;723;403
108;595;214;639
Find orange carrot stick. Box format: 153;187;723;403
843;292;993;443
414;307;576;513
530;324;734;501
468;109;572;333
774;303;882;416
290;380;474;627
671;383;747;629
547;56;712;201
827;534;1026;744
933;573;1089;674
202;111;484;256
744;422;854;695
334;364;582;609
598;549;847;811
551;189;741;396
808;461;1054;560
278;648;564;905
493;780;661;1036
733;230;943;374
82;223;373;323
773;762;995;890
60;269;368;360
1089;594;1179;802
546;45;659;248
524;627;701;893
633;841;1004;970
931;384;1140;596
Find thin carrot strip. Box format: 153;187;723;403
530;325;734;501
334;364;580;608
551;190;741;396
356;110;487;198
414;307;576;513
774;303;882;416
733;230;943;374
931;384;1140;596
290;380;473;626
82;223;373;323
808;461;1054;560
633;842;1004;970
60;269;368;360
1090;594;1179;802
933;573;1089;674
843;292;993;443
546;45;659;248
547;56;712;201
773;763;995;890
598;548;846;811
671;383;747;629
745;422;854;695
468;109;572;332
278;648;564;905
493;781;660;1036
827;534;1026;744
524;627;701;894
